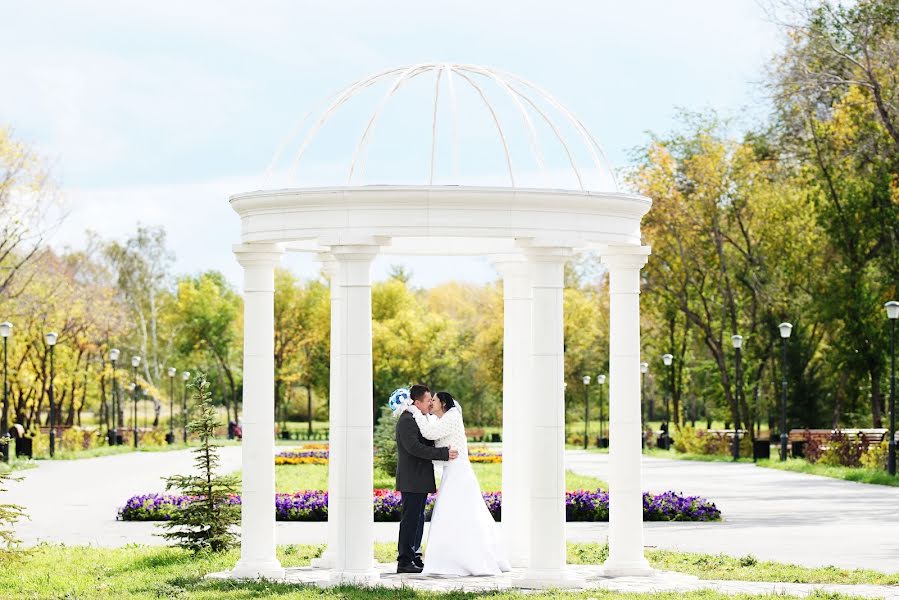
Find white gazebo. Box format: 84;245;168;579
225;63;653;588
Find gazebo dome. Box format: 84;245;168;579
232;63;651;256
266;63;619;192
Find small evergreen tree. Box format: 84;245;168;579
158;373;240;552
373;406;399;477
0;446;26;561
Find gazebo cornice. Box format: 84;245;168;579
230;185;650;251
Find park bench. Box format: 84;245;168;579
788;428;889;458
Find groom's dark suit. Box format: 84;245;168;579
395;410;449;567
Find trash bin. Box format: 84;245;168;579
791;440;805;458
491;433;501;443
753;439;770;460
14;437;33;459
165;432;176;445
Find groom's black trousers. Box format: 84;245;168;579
397;492;427;565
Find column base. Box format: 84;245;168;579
601;558;654;577
514;568;585;589
326;569;381;586
230;559;286;580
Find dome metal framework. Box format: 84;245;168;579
267;62;619;192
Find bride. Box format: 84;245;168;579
408;391;510;576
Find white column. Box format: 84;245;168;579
601;246;653;577
232;243;285;580
329;243;380;585
312;254;340;569
491;255;532;569
517;245;583;589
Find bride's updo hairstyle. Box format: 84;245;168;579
435;391;456;412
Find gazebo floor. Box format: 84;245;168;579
207;564;899;598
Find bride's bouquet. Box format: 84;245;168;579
388;387;412;416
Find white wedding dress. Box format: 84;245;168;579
410;404;511;576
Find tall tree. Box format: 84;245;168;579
770;0;899;426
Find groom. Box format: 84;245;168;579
395;384;458;573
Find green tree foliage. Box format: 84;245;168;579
770;0;899;427
373;406;398;477
158;373;240;553
173;272;242;424
273;269;329;433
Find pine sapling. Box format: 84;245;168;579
0;454;26;561
158;373;240;553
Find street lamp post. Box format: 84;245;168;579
731;335;744;462
46;332;58;458
108;349;120;445
131;356;140;448
0;322;11;462
778;322;793;461
662;353;674;450
582;375;591;450
597;374;607;447
885;301;898;475
181;371;190;444
167;367;176;444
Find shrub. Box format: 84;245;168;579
860;440;889;470
816;430;870;467
373;407;398;477
673;426;751;456
157;373;240;553
60;427;99;451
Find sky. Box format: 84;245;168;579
2;0;785;288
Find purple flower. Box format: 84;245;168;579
118;488;720;522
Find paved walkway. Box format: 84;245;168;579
6;447;899;575
208;563;899;599
566;451;899;573
5;447;242;547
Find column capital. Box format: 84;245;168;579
600;245;651;270
517;241;573;263
316;252;339;278
233;243;284;269
329;244;381;263
489;253;528;277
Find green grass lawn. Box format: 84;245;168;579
756;458;899;487
266;463;606;493
641;448;899;486
1;543;891;599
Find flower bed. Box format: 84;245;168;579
120;488;719;522
468;448;502;464
274;450;329;465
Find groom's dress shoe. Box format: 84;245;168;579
413;557;425;569
397;563;423;574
